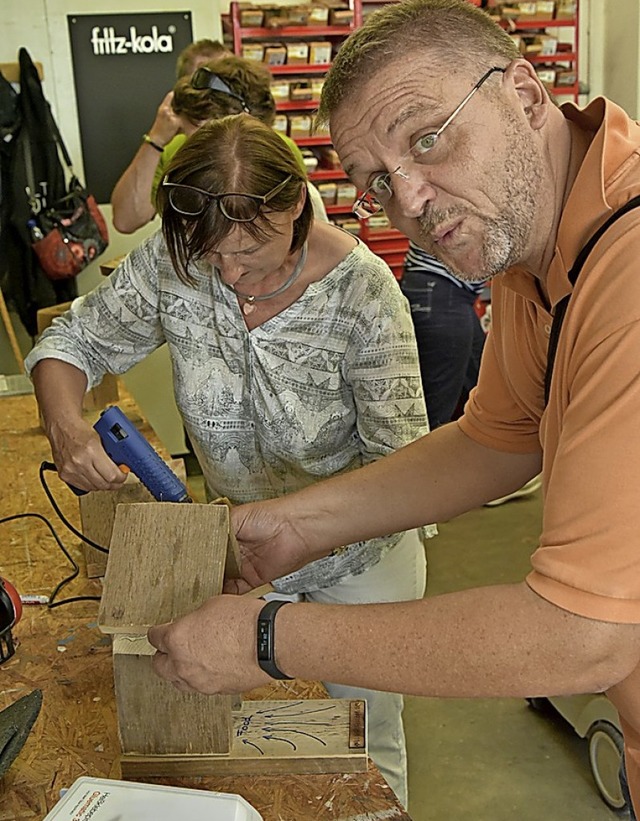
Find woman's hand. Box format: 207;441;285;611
47;416;127;493
226;499;317;594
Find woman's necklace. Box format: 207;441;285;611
232;242;308;317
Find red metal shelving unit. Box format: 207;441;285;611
497;5;581;104
222;0;407;277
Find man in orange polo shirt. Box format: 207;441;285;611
147;0;640;814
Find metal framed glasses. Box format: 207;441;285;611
191;66;251;113
352;66;506;220
162;175;293;221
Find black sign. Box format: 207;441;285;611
68;13;193;203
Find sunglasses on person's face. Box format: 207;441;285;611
190;66;250;113
162;175;293;221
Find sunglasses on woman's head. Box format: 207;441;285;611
162;175;293;221
190;66;251;113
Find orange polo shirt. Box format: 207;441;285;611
459;97;640;813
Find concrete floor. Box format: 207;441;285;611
405;490;624;820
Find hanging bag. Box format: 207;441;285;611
24;107;108;281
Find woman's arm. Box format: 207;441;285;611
111;92;181;233
31;358;127;491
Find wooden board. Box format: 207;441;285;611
113;652;232;756
120;699;367;777
78;459;187;578
98;503;229;635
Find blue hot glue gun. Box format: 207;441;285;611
72;405;191;502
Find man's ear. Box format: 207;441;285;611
505;58;550;130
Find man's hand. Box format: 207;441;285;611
148;594;271;694
225;499;320;594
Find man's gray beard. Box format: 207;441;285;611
416;116;542;282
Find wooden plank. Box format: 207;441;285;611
113;652;232;756
0;287;24;371
210;496;241;578
120;699;368;777
98;502;229;634
79;459;187;578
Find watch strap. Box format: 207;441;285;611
257;599;293;680
142;133;165;153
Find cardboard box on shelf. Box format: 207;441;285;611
319;0;354;26
538;35;558;55
317;182;337;205
239;6;264;26
262;6;287;27
289;114;312;137
308;41;332;64
336;183;357;205
264;43;287;66
367;214;391;231
286;6;311;25
286;42;310;64
289;81;313;101
301;149;319;173
555;0;577;19
308;4;330;25
273;114;288;134
555;68;577;86
535;1;556;18
522;34;557;55
270;79;291;100
536;67;557;86
241;43;264;61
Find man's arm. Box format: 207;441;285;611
111;92;180;234
229;422;542;589
148;582;640;698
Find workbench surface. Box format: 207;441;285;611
0;389;411;821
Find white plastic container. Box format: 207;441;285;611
43;776;264;821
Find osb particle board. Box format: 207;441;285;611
98;502;229;635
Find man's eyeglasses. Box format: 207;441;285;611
191;66;251;113
162;175;293;221
352;66;506;220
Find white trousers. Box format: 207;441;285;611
305;529;427;809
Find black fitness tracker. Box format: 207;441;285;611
257;599;293;680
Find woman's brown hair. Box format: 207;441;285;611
172;55;276;128
159;114;312;285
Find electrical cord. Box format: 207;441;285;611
0;463;110;609
39;463;109;553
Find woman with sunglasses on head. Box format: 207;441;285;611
111;55;326;234
26;114;433;808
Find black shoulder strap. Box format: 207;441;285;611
544;194;640;406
